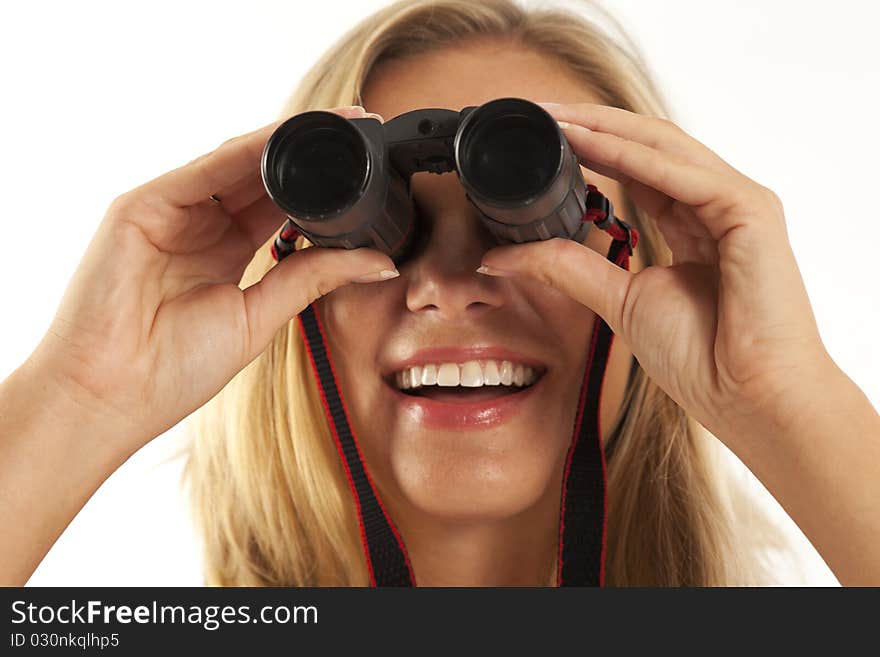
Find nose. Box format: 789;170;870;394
403;174;507;322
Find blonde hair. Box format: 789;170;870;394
184;0;772;586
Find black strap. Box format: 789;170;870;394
557;237;631;586
297;306;415;586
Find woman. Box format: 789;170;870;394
1;0;877;586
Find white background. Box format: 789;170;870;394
1;0;876;585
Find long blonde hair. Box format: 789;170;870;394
184;0;771;586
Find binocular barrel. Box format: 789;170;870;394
261;97;590;263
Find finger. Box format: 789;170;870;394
153;195;292;299
160;195;292;290
206;169;265;215
559;123;756;242
539;101;731;173
478;238;632;335
576;160;715;266
578;157;674;228
136;106;370;209
232;193;289;251
576;158;714;250
241;246;399;359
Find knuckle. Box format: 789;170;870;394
184;150;211;168
600;136;625;170
760;185;784;213
105;191;145;221
219;134;242;150
726;180;759;211
303;270;337;306
536;237;583;287
730;181;786;230
653;154;678;190
107;191;135;215
544;237;577;268
657;116;681;133
761;187;787;232
314;278;334;299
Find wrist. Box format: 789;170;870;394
708;352;880;586
0;357;137;585
4;353;138;470
713;348;873;464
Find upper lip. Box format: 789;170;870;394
382;345;549;383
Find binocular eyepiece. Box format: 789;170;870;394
261;97;594;264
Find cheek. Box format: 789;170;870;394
521;279;598;428
315;287;395;419
521;278;597;359
317;285;395;354
319;287;370;338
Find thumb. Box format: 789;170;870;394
478;238;633;335
242;246;398;356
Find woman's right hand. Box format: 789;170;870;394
27;105;397;458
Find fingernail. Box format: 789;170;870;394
557;120;589;132
476;264;512;277
340;105;366;112
365;112;384;121
537;102;561;107
351;268;400;283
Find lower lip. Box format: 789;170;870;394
385;376;544;430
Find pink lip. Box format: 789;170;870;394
384;372;545;431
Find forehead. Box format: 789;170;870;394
361;39;603;117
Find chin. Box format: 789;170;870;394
385;424;567;522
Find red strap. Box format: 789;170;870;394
583;184;639;255
271;221;300;262
298;306;416;586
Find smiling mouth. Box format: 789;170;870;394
382;357;547;429
388;359;545;404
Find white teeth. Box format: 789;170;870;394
421;363;438;386
460;361;484;387
500;360;513;386
394;359;539;391
483;360;501;385
437;363;460;386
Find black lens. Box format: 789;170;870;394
458;104;560;203
267;114;368;217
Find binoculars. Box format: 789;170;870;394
261;97;613;264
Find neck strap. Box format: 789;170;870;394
279;185;639;586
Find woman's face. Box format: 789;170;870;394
317;41;644;529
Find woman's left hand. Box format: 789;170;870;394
477;101;836;447
477;101;880;585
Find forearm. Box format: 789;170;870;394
721;357;880;585
0;358;132;585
